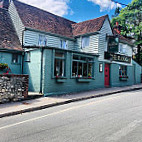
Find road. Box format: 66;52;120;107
0;90;142;142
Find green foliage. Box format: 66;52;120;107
111;0;142;63
111;0;142;42
0;63;8;70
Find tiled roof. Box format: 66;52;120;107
0;8;22;51
113;30;134;46
72;15;108;37
13;0;108;38
13;0;75;39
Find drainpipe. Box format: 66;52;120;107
21;52;24;74
40;47;44;94
21;29;25;74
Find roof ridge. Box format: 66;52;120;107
13;0;76;24
72;14;108;26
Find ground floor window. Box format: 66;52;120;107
72;54;94;78
54;52;65;77
119;65;127;78
12;54;19;64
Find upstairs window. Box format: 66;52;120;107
119;65;127;77
82;37;90;48
54;52;66;77
12;54;18;64
60;40;67;49
38;35;47;46
119;44;126;54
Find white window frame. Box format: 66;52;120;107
81;36;90;48
38;34;47;46
60;40;67;49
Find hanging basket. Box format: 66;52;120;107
0;63;8;71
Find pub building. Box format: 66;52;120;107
1;0;141;96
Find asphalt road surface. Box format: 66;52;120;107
0;90;142;142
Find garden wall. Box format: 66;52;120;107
0;74;29;103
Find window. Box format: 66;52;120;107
12;54;18;63
82;37;90;48
25;52;31;62
119;44;126;54
38;35;47;46
60;40;67;49
72;55;93;78
119;65;127;77
54;52;65;77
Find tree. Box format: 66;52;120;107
112;7;121;18
111;0;142;64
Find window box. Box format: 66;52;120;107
119;76;128;81
55;76;67;83
76;77;92;83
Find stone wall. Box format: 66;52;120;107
0;74;29;103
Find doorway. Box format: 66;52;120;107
105;64;110;87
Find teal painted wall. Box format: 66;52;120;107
43;48;104;96
22;48;142;95
23;49;41;92
110;63;134;87
0;52;22;74
132;60;142;84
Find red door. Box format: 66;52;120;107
105;64;110;87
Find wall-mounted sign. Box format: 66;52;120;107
104;52;131;63
107;36;119;53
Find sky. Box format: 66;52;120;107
18;0;132;22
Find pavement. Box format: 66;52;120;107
1;89;142;142
0;84;142;118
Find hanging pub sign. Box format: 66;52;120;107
104;52;131;63
107;35;119;53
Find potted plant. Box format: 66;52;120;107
0;63;8;71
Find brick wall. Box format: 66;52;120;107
0;74;29;103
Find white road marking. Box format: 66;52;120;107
0;93;135;130
106;120;142;142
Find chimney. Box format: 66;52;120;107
0;0;10;9
0;0;3;8
114;22;121;34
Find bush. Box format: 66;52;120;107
0;63;8;70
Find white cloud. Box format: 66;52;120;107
19;0;72;16
88;0;122;12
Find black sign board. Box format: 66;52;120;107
104;52;131;63
107;36;119;53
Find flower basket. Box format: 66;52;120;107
119;75;128;81
0;63;8;71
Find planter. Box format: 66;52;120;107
56;78;67;83
119;77;128;81
77;78;92;83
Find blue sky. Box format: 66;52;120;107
64;0;132;22
19;0;132;22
